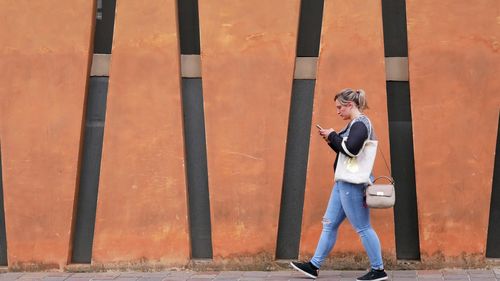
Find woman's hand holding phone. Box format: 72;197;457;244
316;124;334;142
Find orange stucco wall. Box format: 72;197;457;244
0;0;94;269
198;0;300;259
91;0;189;265
407;0;500;262
0;0;498;270
300;0;395;262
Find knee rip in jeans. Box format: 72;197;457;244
322;217;332;225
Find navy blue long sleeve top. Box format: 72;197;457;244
327;121;369;170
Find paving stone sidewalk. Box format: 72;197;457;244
1;269;500;281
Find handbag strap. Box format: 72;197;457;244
352;116;392;181
367;116;393;183
372;175;395;184
365;117;373;139
354;115;373;139
342;116;373;158
363;117;390;175
378;146;391;177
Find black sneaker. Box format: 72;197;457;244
356;268;388;281
290;261;318;279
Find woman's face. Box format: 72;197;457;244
335;100;353;120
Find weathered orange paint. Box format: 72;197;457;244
407;0;500;261
198;0;300;258
0;0;94;268
92;0;189;264
300;0;395;262
1;0;499;270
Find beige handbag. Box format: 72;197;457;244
366;176;395;209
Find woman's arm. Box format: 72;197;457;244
327;122;368;156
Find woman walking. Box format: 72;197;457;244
291;88;387;281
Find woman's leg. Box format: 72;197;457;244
338;181;384;270
310;183;346;268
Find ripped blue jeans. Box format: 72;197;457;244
310;180;384;270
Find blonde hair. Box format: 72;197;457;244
334;88;369;111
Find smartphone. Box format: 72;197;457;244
316;124;323;130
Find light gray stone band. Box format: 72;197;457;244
294;57;318;79
385;57;409;81
90;55;409;81
90;54;110;77
181;54;202;78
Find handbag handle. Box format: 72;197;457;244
372;176;395;185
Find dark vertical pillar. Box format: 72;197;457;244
276;0;324;260
93;0;117;54
386;82;420;260
181;78;212;259
276;80;316;259
0;149;7;266
296;0;325;58
72;78;109;263
382;0;420;260
486;112;500;258
71;0;116;263
178;0;201;55
177;0;213;259
382;0;408;57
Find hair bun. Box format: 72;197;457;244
334;88;368;111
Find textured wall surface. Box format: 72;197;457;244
198;0;300;259
92;0;189;265
0;0;94;269
407;0;500;263
0;0;498;270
